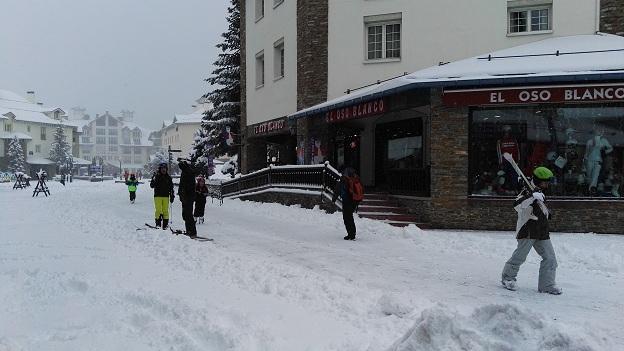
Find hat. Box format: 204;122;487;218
533;166;554;181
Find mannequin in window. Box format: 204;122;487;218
497;125;520;190
584;127;613;194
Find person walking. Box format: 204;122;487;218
332;167;364;240
194;176;209;224
177;158;197;238
501;166;562;295
150;163;174;229
126;173;139;204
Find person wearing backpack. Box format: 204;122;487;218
332;167;364;240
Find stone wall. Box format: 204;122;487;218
237;191;333;211
601;0;624;36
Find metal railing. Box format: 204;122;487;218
209;162;342;205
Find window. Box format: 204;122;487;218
29;151;33;155
35;145;41;153
3;124;12;132
96;128;106;135
108;128;118;135
256;51;265;87
469;105;624;198
273;0;283;8
364;14;401;61
508;7;551;34
109;145;118;152
27;125;31;132
255;0;264;20
122;146;132;154
40;127;46;140
96;136;106;144
274;38;285;79
82;137;91;143
109;136;118;145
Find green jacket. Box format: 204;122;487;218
126;180;139;192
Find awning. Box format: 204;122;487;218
0;132;32;140
26;156;54;165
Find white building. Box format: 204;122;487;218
241;0;601;171
160;97;210;158
0;90;82;176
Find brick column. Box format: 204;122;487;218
240;0;250;172
601;0;624;36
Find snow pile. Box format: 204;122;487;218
388;304;604;351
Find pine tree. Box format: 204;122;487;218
145;150;170;174
189;129;215;176
49;124;73;173
7;136;26;174
197;0;241;160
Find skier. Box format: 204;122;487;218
150;163;174;229
331;167;364;240
194;175;209;224
177;158;197;238
126;173;139;204
501;166;562;295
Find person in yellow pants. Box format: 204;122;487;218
150;163;174;229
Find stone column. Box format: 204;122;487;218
601;0;624;36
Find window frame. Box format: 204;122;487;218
255;50;265;88
273;0;284;9
364;19;402;63
255;0;265;22
507;6;553;36
273;38;285;80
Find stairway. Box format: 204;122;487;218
357;192;428;228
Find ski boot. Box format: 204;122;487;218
199;217;204;224
162;219;169;230
539;286;562;295
155;218;162;228
501;280;517;291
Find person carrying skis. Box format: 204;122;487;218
177;158;197;238
331;167;364;240
501;166;562;295
194;175;209;224
150;163;174;229
126;173;139;204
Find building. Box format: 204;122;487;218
0;90;82;176
160;97;210;158
241;0;602;172
73;111;157;175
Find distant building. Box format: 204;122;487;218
160;97;210;158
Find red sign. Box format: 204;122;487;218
325;98;386;123
253;118;287;135
443;84;624;107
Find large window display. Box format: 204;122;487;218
470;105;624;198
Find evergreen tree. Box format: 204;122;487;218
145;150;178;174
197;0;241;160
49;124;73;173
189;129;215;176
7;136;26;174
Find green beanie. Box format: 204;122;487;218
533;166;554;181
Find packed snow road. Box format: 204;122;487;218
1;181;622;350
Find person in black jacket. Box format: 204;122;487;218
194;176;209;224
177;158;197;238
150;163;174;229
332;167;359;240
501;166;561;295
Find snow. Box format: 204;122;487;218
0;181;623;350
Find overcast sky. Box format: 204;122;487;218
0;0;228;129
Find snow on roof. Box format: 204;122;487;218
73;158;93;165
291;34;624;119
173;113;204;124
26;156;55;165
0;132;32;140
0;90;70;125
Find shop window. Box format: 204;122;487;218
274;38;285;80
508;6;551;34
256;51;265;88
469;105;624;198
364;13;401;61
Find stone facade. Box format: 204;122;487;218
240;0;249;172
601;0;624;36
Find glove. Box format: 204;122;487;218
532;192;545;202
170;195;175;203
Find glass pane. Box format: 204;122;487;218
387;136;422;169
509;11;527;33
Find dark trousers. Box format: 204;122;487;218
181;199;197;235
342;203;356;238
129;191;136;201
194;197;206;217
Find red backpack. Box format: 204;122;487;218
347;176;364;202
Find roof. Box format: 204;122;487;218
0;132;32;140
26;156;55;165
0;90;70;125
290;33;624;119
173;113;204;124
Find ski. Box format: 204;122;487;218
144;223;160;229
502;152;549;216
169;228;214;242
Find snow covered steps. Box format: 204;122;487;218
358;192;429;228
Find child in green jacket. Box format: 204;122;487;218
126;174;139;204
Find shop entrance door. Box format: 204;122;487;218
333;128;361;174
375;118;429;195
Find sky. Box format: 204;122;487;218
0;0;229;130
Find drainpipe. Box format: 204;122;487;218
595;0;601;33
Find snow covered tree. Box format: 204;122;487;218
189;129;215;176
7;136;26;174
145;150;169;174
49;124;73;174
196;0;241;160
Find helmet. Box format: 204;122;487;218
158;163;168;169
533;166;554;181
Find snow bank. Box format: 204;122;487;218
388;304;605;351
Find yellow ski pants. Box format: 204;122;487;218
154;196;170;220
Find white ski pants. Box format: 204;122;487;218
502;239;558;291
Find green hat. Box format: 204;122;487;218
533;166;554;181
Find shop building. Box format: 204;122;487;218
288;34;624;233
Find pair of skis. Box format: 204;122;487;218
502;152;549;216
138;223;214;242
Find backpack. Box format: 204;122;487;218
347;176;364;202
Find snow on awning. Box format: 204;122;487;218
289;33;624;120
0;132;32;140
72;158;92;165
26;156;54;165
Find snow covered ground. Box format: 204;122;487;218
1;181;622;350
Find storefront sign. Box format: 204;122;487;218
325;98;386;123
443;84;624;107
252;118;287;136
